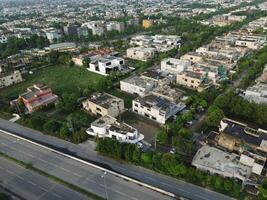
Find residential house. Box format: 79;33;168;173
86;115;144;144
82;92;124;118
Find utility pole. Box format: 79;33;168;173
101;171;108;200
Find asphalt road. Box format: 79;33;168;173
0;130;174;200
0;157;90;200
0;118;235;200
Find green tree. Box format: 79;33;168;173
156;131;168;144
59;124;71;140
205;105;224;127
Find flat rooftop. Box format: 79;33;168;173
193;145;251;179
121;75;156;88
221;119;267;147
89;92;123;109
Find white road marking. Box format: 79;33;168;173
17;176;24;181
145;176;155;181
52;193;63;199
72;172;82;178
28;180;37;186
60;167;70;173
194;194;207;200
86;178;96;183
39;186;48;192
161;182;171;187
6;170;15;175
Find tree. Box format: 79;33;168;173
141;152;153;165
59;92;77;112
59;124;71;140
205;105;224;127
82;57;91;67
29;113;46;131
156;131;168;144
43;120;60;134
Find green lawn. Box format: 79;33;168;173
0;65;106;100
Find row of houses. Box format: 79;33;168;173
192;118;267;195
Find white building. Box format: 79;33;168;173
44;28;61;43
192;146;252;182
161;58;191;74
0;71;23;88
127;47;156;61
0;35;7;43
82;21;106;36
132;94;184;124
243;83;267;104
86;115;144;144
87;55;125;76
130;34;181;52
106;22;125;32
120;76;157;97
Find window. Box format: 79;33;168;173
191;80;194;83
145;113;149;117
134;103;139;107
106;62;111;66
152;116;156;120
96;107;101;112
119;60;124;65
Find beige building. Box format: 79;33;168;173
0;71;23;88
142;19;153;29
82;92;124;117
176;71;210;92
180;52;203;63
126;47;156;61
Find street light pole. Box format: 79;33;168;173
101;171;108;200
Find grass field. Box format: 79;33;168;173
0;65;106;101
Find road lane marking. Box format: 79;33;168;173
86;178;96;183
60;167;70;173
161;182;171;187
0;129;177;198
72;172;82;178
40;186;48;192
52;193;63;199
28;180;37;186
6;170;15;175
145;176;155;181
17;176;24;180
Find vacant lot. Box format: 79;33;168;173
0;65;106;101
119;111;161;144
108;89;136;108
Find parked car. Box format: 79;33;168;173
170;147;176;154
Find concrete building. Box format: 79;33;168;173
142;19;154;29
126;47;156;61
82;21;106;36
120;75;157;97
180;52;203;63
45;42;77;52
86;115;144;144
44;28;61;43
18;84;58;113
176;71;211;92
132;94;184;124
0;35;7;43
106;22;125;32
192;146;253;182
63;24;79;36
161;58;191;74
130;35;181;52
0;71;23;88
243;83;267;104
219;118;267;153
87;55;125;76
151;85;184;103
82;92;124;118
